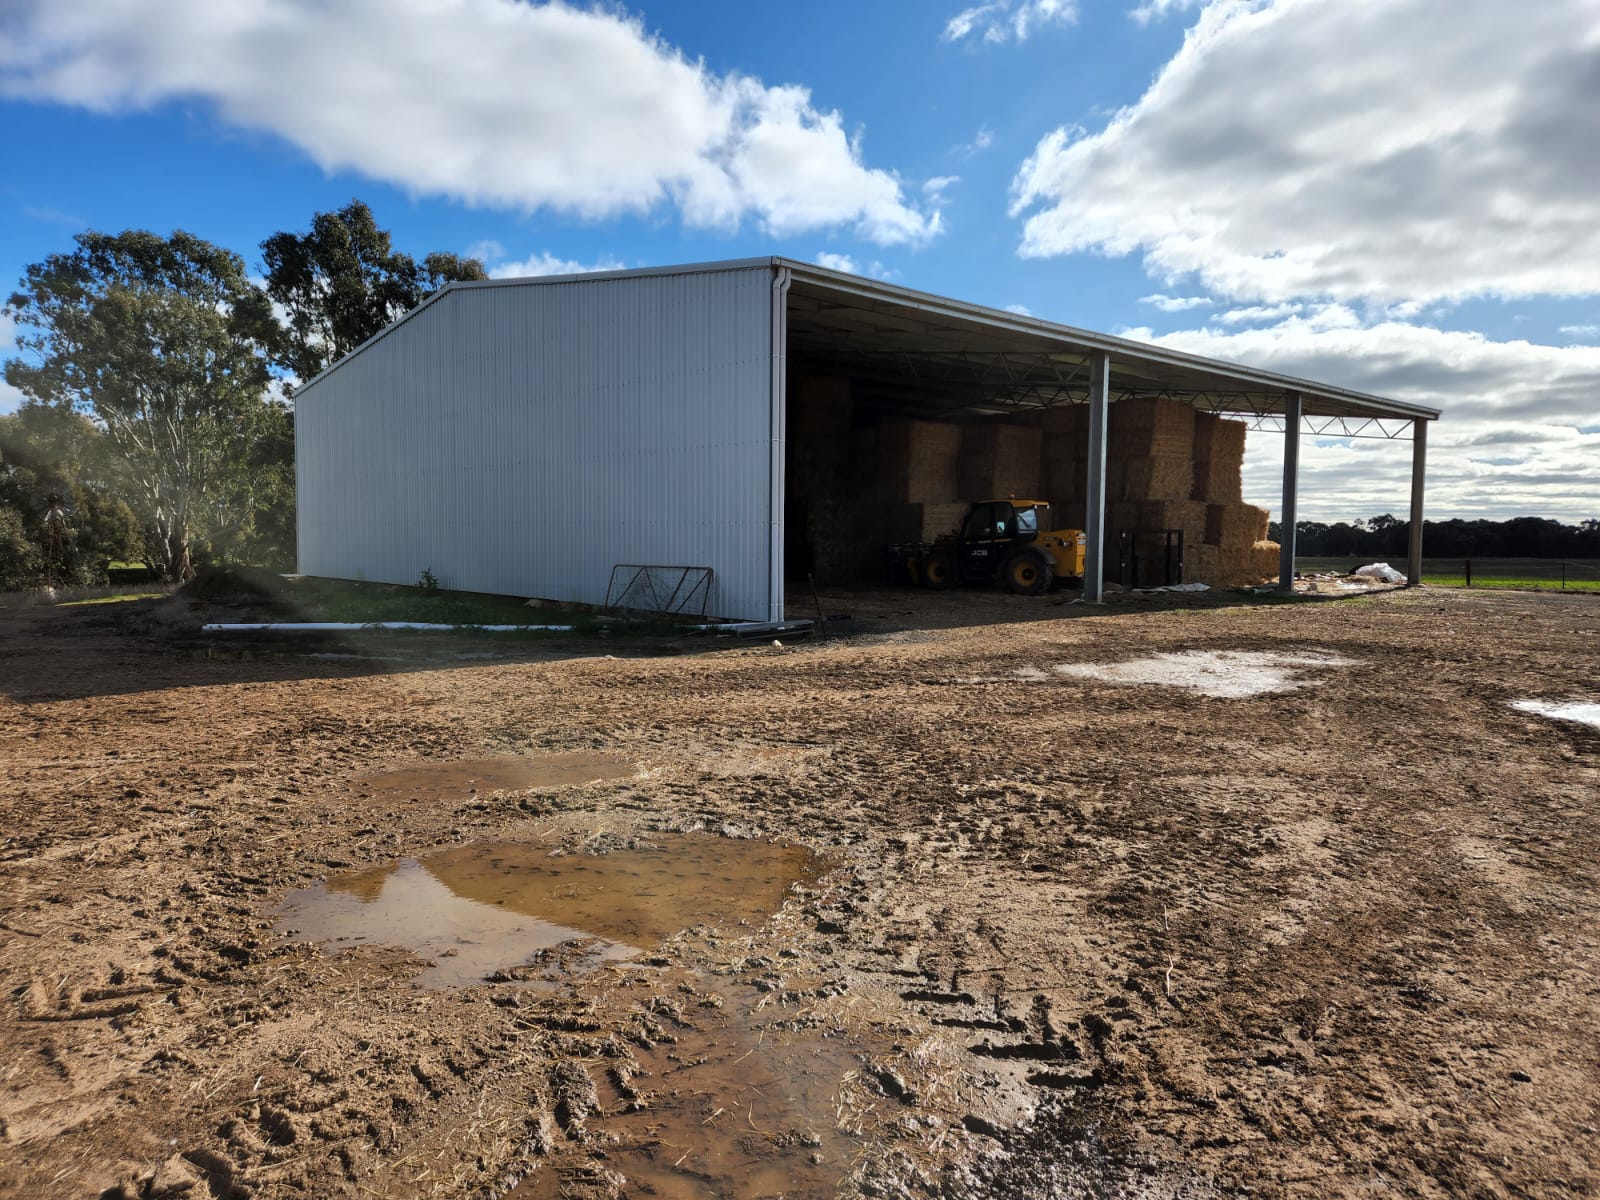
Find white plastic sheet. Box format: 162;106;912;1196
1352;562;1406;583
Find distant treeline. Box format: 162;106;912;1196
1268;514;1600;560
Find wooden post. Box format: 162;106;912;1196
1465;558;1471;587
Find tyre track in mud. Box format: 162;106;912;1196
2;589;1598;1198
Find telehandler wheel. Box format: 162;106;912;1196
921;547;960;589
1002;548;1054;595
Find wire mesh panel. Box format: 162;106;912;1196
604;565;714;617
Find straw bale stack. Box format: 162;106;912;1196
1030;400;1273;587
1248;540;1282;580
1040;405;1089;505
1204;502;1270;547
788;376;853;502
1180;541;1280;588
1041;398;1196;503
851;425;881;491
807;499;884;580
1109;455;1193;502
1112;396;1195;459
958;423;1042;500
1191;413;1246;502
882;501;968;543
873;418;962;503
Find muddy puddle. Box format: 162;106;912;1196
354;752;637;799
1512;698;1600;730
512;971;868;1200
1054;648;1356;697
274;834;827;988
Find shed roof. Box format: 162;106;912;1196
298;255;1439;433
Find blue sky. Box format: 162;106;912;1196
3;0;1598;524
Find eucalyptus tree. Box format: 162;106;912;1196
262;199;487;386
4;230;279;580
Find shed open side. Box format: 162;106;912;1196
293;257;1439;621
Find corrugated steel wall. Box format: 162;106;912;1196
295;265;778;620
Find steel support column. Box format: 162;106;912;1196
1083;350;1110;604
1407;418;1427;585
1277;390;1302;594
768;266;791;623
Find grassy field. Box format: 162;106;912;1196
1299;556;1600;592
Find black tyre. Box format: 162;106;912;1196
1002;548;1054;595
921;548;960;590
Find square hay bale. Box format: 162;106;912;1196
921;501;969;541
959;423;1043;500
872;418;962;502
1109;397;1196;457
1204;502;1271;548
1182;539;1280;588
1191;415;1247;502
1108;499;1206;539
1249;539;1282;580
882;501;968;544
1110;454;1194;502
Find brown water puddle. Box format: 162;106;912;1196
511;971;868;1200
274;834;827;988
355;752;636;798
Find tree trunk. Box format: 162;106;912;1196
166;526;194;583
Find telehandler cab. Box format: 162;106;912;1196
900;499;1086;595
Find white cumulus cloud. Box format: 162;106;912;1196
482;250;628;280
944;1;1077;44
1012;0;1600;305
1216;302;1302;325
812;254;894;279
1140;293;1211;313
0;0;939;246
1129;0;1204;25
955;127;996;159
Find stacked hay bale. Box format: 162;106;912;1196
1041;398;1204;551
958;423;1042;501
872;418;967;545
1040;405;1090;506
787;376;862;580
1189;411;1278;586
1037;399;1278;587
1191;412;1245;502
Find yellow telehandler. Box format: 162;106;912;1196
899;499;1086;595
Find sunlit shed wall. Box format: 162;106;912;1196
294;264;778;620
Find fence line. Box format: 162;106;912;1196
1461;558;1600;588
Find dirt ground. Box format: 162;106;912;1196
2;584;1597;1199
